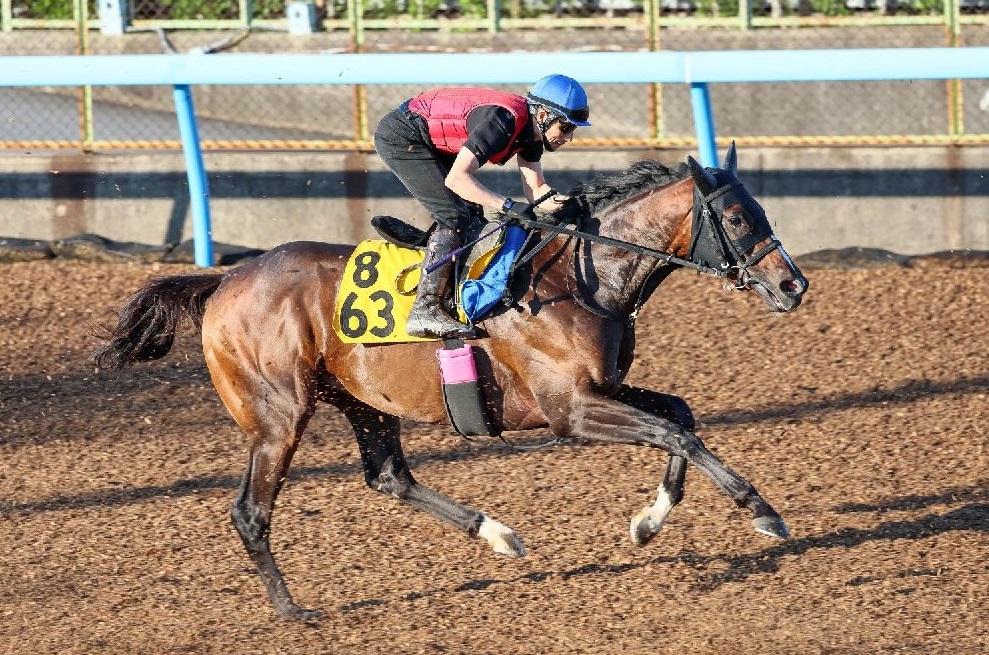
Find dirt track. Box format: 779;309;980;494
1;257;987;655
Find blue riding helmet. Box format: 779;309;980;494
526;74;591;127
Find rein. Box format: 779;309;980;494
511;214;722;277
508;177;783;324
425;189;559;274
507;212;703;327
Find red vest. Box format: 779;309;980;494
408;88;530;165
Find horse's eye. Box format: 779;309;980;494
727;214;744;228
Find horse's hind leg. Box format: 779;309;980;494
209;355;320;620
614;386;691;546
231;429;318;621
326;389;525;557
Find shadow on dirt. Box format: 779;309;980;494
6;365;989;447
685;501;989;591
833;485;989;514
0;462;358;516
699;373;989;428
343;496;989;611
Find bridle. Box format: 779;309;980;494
688;176;783;291
509;174;784;323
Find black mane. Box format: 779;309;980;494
554;160;690;222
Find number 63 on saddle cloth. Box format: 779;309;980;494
332;225;527;344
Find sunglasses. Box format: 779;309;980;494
568;107;590;123
557;119;578;135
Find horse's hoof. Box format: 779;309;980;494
629;509;661;547
752;515;790;540
492;533;526;558
478;516;526;557
277;604;325;622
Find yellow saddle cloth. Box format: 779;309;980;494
333;235;512;344
333;240;432;344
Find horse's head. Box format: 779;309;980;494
686;143;808;312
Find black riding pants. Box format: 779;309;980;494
373;105;477;234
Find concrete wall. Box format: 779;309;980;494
1;145;987;256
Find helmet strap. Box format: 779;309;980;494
533;106;559;151
537;110;556;133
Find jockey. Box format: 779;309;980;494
373;74;592;339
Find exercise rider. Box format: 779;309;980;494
373;74;592;339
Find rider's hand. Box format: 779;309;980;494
502;198;537;222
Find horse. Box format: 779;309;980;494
93;144;808;620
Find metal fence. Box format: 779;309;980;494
1;0;988;151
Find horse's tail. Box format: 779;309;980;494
92;272;223;370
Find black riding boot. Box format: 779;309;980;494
406;227;475;339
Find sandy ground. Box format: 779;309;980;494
1;256;987;655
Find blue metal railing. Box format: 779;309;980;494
2;48;988;265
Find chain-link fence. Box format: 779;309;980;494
2;0;988;151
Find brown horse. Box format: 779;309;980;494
93;144;808;620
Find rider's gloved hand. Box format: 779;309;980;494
502;198;537;222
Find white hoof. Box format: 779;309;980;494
478;516;526;557
629;488;674;546
630;507;665;546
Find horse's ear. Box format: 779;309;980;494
723;141;738;177
687;154;718;191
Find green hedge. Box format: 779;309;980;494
31;0;949;21
29;0;75;20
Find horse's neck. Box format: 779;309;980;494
580;181;693;317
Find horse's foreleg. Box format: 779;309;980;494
337;396;525;557
553;391;789;541
613;386;692;546
630;454;687;546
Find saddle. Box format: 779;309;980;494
371;214;528;324
370;215;431;250
371;213;503;259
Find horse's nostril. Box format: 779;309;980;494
780;279;802;295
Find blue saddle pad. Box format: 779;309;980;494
459;225;527;323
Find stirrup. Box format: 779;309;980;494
406;313;476;340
